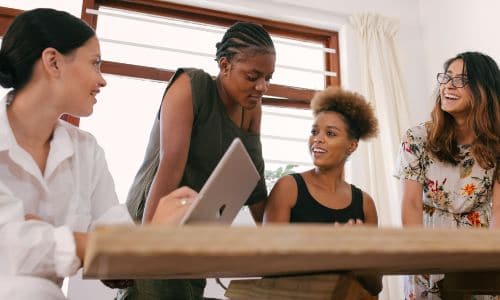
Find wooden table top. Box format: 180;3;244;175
83;224;500;279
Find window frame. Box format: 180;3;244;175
83;0;340;104
0;0;340;125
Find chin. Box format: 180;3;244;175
73;109;94;118
242;100;258;109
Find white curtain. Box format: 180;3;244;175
349;13;411;300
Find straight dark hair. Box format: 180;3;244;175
0;8;95;90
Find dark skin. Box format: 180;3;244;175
264;111;382;295
141;50;275;224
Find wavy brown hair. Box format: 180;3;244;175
311;87;378;140
426;52;500;180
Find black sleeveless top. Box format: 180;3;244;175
289;173;365;223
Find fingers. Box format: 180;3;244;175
151;186;198;225
168;186;197;200
25;214;43;221
333;219;364;227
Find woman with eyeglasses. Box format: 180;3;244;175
395;52;499;299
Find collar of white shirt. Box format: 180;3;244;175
0;94;75;186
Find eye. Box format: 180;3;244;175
247;74;258;81
327;130;336;137
265;75;273;82
454;76;467;86
93;58;102;70
310;128;318;136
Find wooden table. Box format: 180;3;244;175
83;225;500;299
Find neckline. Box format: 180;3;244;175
213;77;257;136
298;174;354;211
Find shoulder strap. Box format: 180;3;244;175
350;184;365;221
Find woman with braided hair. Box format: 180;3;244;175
121;22;275;299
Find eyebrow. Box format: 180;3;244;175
248;69;274;77
312;125;341;131
446;70;466;77
326;125;341;131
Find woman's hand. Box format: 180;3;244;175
24;214;43;221
150;186;198;225
333;219;364;226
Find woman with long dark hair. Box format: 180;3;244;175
396;51;499;299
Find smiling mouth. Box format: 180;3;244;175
443;93;459;100
311;147;326;154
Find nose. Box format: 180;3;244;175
255;78;269;93
98;73;107;88
313;136;323;143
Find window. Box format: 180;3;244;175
0;0;340;203
83;0;340;104
0;2;341;298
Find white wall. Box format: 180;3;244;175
419;0;500;98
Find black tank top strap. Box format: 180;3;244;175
290;173;307;205
350;184;365;221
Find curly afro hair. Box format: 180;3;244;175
310;87;379;140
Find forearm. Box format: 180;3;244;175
142;164;183;223
249;200;266;224
402;201;423;227
490;180;500;228
401;180;424;227
0;221;81;277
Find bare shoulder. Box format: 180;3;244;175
272;175;297;194
269;175;298;207
264;174;298;223
163;72;192;100
160;72;193;120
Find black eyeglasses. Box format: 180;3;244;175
437;73;468;88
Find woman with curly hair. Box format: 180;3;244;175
264;87;379;225
396;51;500;300
263;87;381;295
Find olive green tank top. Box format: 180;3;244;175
126;68;267;221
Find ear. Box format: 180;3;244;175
40;47;61;77
218;57;231;76
346;139;359;156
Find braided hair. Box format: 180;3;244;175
215;22;275;62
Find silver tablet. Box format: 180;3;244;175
180;138;260;225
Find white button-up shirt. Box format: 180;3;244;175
0;94;132;284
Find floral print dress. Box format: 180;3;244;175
395;124;496;300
